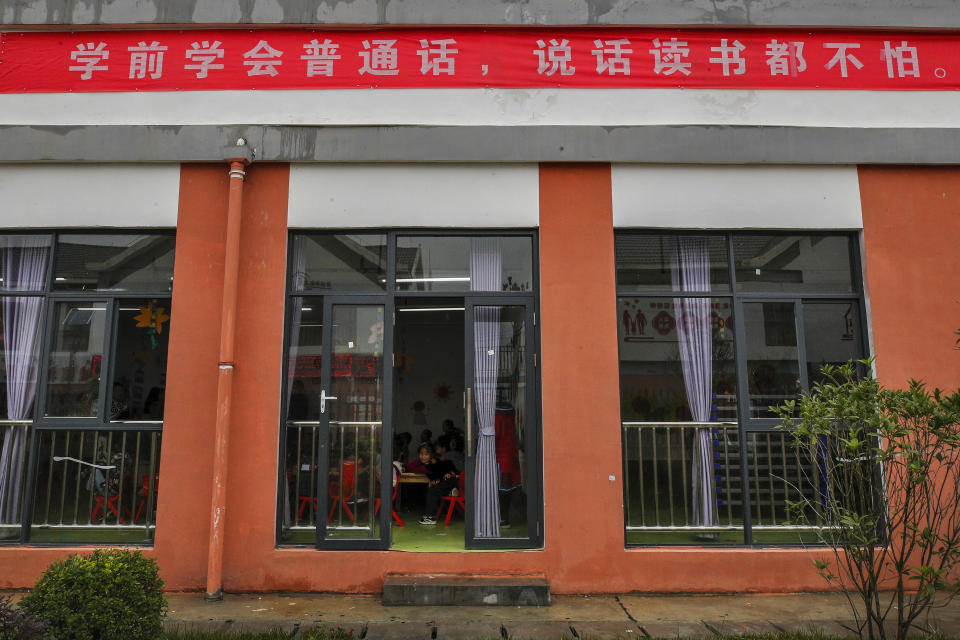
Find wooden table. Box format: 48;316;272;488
396;473;428;509
398;472;429;484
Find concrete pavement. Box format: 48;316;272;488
163;592;960;639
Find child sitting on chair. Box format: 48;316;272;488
414;443;458;525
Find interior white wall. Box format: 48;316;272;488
611;165;863;229
288;164;539;228
0;164;180;227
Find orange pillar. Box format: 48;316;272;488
155;165;229;591
538;164;627;582
859;167;960;391
205;159;248;600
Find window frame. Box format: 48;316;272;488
615;230;868;547
0;230;176;546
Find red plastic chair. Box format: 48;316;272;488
375;481;405;527
134;474;159;523
327;460;358;523
436;472;466;526
91;494;124;523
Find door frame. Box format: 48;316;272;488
314;295;393;551
463;295;541;550
276;230;543;551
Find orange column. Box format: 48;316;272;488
537;164;626;584
219;164;290;591
859;167;960;391
155;165;230;591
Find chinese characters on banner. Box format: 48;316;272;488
0;28;954;92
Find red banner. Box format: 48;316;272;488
1;28;958;93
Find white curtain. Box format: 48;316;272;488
0;237;49;525
670;237;716;527
471;238;502;537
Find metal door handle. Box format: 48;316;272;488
466;387;473;457
320;389;338;414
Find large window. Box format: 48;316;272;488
0;233;173;544
616;232;865;545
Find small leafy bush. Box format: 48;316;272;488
0;595;49;640
19;549;167;640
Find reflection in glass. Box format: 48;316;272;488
109;299;171;421
618;294;741;544
280;298;325;544
396;237;533;292
744;302;799;418
615;234;730;293
285;299;323;422
293;235;387;292
324;305;383;541
30;429;160;543
804;302;862;387
618;297;737;423
734;235;854;293
45;302;107;417
53;235;175;292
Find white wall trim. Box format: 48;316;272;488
3;90;960;129
288;164;539;228
0;164;180;228
611;165;863;230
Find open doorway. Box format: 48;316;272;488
391;298;467;551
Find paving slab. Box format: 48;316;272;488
639;621;714;639
23;590;957;639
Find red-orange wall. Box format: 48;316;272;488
20;162;944;593
859;167;960;392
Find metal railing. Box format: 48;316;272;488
623;422;831;536
745;430;829;530
623;422;741;531
284;420;381;538
32;429;161;531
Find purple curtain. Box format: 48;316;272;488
471;238;501;538
670;237;716;527
0;237;49;525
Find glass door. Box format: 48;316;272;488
463;297;540;549
315;297;391;549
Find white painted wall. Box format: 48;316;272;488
288;164;539;228
611;165;863;229
0;164;180;227
2;90;959;128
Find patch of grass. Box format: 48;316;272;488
162;624;360;640
163;630;294;640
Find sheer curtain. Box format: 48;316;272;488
0;237;49;526
471;238;501;537
670;237;716;527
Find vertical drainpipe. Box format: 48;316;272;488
205;141;252;601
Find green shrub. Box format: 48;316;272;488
20;549;167;640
